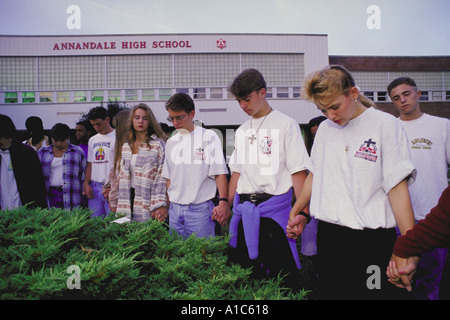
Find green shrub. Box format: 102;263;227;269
0;207;307;300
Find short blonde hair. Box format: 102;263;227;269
301;65;375;108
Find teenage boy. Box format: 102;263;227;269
83;106;116;218
227;68;312;289
23;116;49;151
388;77;450;300
38;123;86;210
162;93;229;238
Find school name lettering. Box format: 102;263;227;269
52;40;192;51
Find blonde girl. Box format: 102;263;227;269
287;65;416;299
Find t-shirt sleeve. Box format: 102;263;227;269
285;118;313;175
381;119;416;193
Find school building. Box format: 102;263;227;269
1;33;449;132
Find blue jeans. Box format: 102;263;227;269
88;181;111;218
169;200;215;238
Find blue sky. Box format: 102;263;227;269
1;0;449;56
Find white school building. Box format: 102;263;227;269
0;33;330;130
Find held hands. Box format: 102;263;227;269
386;253;420;292
286;213;308;239
152;206;168;222
83;183;94;199
212;201;231;226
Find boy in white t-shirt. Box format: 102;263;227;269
388;77;450;300
227;69;312;290
162;93;229;238
84;106;116;218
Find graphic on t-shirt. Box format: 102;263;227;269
95;146;105;161
260;136;273;155
354;138;378;162
410;137;432;150
193;147;206;161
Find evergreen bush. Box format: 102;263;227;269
0;207;308;300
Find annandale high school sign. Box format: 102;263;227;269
0;34;328;57
52;39;194;51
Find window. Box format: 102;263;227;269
125;89;138;101
193;88;206;99
4;92;18;103
22;92;35;103
142;89;156;101
57;91;71;102
158;89;172;101
419;91;429;101
91;90;103;102
108;90;121;102
40;92;53;103
210;87;224;99
74;91;86;102
276;87;289;98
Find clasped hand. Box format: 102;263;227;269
286;214;308;239
386;254;420;292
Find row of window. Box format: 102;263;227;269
353;71;450;91
3;87;450;104
1;86;303;104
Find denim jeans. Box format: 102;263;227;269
169;200;215;238
88;181;111;218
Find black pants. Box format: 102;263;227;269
317;221;412;300
228;217;302;290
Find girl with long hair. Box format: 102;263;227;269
116;104;168;222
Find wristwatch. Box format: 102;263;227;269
298;211;311;224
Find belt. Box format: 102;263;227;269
49;185;63;191
239;193;273;206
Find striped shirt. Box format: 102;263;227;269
38;144;86;210
117;135;167;222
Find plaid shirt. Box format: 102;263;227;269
38;143;86;210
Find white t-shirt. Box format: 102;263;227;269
130;153;137;188
162;126;228;204
399;114;450;220
310;107;416;230
229;109;312;195
0;149;22;209
87;130;116;184
49;157;63;186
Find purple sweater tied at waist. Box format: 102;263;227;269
229;189;301;269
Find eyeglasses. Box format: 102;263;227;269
167;113;189;123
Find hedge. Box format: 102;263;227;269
0;207;308;300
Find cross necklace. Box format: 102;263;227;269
249;107;272;144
